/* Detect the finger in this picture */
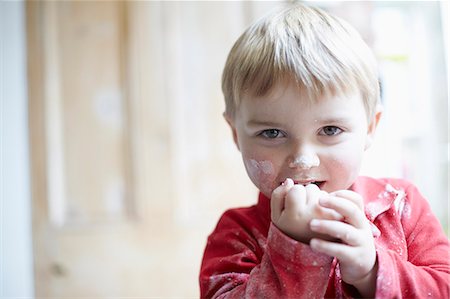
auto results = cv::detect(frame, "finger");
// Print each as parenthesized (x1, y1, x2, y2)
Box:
(271, 178, 294, 220)
(310, 219, 361, 246)
(319, 196, 366, 229)
(317, 190, 343, 221)
(304, 185, 342, 219)
(284, 184, 306, 213)
(317, 206, 344, 221)
(282, 177, 295, 188)
(310, 237, 355, 263)
(330, 190, 364, 211)
(304, 183, 321, 205)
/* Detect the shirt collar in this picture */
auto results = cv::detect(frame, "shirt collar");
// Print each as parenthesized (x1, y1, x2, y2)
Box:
(351, 176, 406, 222)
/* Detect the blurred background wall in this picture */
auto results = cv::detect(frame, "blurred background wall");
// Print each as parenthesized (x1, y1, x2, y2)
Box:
(1, 0, 448, 298)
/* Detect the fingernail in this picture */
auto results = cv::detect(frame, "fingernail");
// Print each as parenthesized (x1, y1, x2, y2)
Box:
(310, 239, 319, 250)
(283, 178, 293, 186)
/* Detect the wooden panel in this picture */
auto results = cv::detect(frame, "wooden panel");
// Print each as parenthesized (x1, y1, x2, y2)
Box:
(125, 1, 173, 221)
(42, 1, 132, 226)
(27, 0, 52, 293)
(159, 1, 259, 228)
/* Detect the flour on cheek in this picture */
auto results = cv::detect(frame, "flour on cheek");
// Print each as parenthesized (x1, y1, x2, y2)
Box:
(244, 159, 277, 196)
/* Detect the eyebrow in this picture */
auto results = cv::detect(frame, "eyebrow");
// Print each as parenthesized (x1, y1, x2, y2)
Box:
(315, 117, 353, 126)
(246, 120, 283, 127)
(247, 116, 351, 127)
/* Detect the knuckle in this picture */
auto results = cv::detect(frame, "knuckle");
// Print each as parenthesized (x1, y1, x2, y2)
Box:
(354, 194, 364, 206)
(288, 184, 305, 197)
(345, 232, 357, 244)
(271, 184, 284, 198)
(349, 204, 358, 215)
(305, 183, 320, 193)
(346, 202, 360, 216)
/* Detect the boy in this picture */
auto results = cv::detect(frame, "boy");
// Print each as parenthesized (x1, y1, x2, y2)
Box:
(199, 3, 450, 299)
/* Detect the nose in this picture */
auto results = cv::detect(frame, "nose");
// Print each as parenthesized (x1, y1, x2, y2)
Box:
(288, 146, 320, 169)
(289, 155, 320, 169)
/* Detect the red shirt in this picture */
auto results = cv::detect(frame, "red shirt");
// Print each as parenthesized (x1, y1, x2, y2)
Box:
(199, 177, 450, 298)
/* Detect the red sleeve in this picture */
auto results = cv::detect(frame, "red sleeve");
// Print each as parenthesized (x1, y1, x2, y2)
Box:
(374, 183, 450, 298)
(199, 209, 333, 298)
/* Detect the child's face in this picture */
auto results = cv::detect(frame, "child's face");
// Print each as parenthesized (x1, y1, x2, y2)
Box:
(227, 80, 379, 198)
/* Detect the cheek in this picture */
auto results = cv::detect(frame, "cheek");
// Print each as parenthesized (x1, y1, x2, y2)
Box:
(327, 148, 365, 188)
(331, 156, 361, 175)
(243, 158, 278, 196)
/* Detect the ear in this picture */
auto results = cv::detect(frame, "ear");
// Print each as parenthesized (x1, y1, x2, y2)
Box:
(365, 105, 383, 150)
(223, 112, 240, 151)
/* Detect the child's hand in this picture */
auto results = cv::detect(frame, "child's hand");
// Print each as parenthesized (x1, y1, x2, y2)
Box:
(270, 178, 343, 244)
(309, 190, 377, 297)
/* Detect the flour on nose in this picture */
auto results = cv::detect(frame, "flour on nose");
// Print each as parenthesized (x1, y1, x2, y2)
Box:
(289, 155, 319, 169)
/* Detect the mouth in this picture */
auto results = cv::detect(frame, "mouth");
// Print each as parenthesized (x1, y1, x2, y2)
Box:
(298, 181, 324, 188)
(281, 180, 325, 189)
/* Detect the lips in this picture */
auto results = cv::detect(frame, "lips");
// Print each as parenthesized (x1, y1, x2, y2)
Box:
(294, 180, 324, 188)
(280, 179, 325, 188)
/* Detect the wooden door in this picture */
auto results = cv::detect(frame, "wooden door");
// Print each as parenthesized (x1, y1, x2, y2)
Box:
(27, 1, 281, 297)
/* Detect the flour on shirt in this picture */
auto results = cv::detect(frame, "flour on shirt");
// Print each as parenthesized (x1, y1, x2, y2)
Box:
(251, 227, 268, 251)
(387, 184, 409, 219)
(208, 273, 248, 295)
(367, 183, 409, 220)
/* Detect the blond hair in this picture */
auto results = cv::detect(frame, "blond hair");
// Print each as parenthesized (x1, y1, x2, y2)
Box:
(222, 3, 380, 119)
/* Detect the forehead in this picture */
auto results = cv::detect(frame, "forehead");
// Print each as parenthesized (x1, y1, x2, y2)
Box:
(237, 80, 367, 123)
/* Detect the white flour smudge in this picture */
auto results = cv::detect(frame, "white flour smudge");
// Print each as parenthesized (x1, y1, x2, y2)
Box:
(387, 184, 408, 219)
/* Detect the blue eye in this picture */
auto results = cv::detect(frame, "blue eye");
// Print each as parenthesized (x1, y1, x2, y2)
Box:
(320, 126, 343, 136)
(260, 129, 283, 139)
